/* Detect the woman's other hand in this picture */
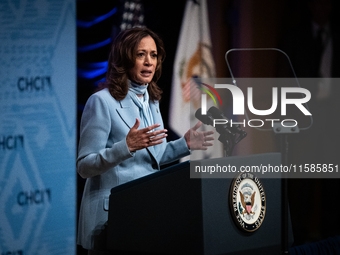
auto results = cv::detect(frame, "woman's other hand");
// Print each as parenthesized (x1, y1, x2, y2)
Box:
(184, 121, 214, 150)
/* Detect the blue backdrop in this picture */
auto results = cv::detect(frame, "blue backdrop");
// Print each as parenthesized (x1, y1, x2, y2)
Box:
(0, 0, 76, 254)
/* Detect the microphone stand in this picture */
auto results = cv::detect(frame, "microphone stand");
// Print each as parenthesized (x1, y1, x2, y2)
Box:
(217, 124, 247, 157)
(194, 107, 247, 157)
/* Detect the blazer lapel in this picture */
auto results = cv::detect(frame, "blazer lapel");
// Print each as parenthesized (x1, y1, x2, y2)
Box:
(150, 101, 162, 128)
(149, 101, 165, 159)
(116, 95, 159, 162)
(116, 95, 139, 129)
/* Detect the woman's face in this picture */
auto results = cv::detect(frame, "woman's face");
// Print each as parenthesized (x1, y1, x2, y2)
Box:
(129, 35, 158, 85)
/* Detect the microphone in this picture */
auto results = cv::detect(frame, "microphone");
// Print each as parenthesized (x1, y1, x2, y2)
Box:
(195, 108, 215, 126)
(196, 106, 247, 144)
(195, 107, 247, 156)
(195, 107, 232, 135)
(195, 106, 247, 156)
(209, 106, 247, 144)
(207, 106, 228, 119)
(208, 106, 243, 133)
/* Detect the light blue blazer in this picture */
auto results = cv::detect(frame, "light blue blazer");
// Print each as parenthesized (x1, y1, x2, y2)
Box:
(77, 88, 190, 250)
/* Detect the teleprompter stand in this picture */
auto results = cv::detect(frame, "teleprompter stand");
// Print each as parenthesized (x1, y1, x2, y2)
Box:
(273, 122, 299, 255)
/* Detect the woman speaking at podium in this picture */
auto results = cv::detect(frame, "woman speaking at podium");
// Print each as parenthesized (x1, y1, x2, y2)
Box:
(76, 27, 214, 254)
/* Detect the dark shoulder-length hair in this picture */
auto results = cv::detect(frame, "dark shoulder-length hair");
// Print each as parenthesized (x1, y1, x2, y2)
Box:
(105, 27, 165, 101)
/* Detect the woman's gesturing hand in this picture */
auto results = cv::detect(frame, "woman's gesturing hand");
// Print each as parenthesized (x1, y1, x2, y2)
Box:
(184, 121, 214, 150)
(126, 118, 168, 152)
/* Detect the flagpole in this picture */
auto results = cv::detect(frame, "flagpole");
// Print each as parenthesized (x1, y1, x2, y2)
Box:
(199, 0, 203, 76)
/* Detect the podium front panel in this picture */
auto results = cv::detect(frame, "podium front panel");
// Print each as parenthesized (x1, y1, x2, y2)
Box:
(107, 154, 293, 254)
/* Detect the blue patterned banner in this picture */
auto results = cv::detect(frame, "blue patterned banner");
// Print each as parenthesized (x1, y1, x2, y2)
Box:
(0, 1, 76, 254)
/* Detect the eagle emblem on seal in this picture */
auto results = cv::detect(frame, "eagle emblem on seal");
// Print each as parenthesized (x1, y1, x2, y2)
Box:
(239, 190, 256, 215)
(238, 183, 258, 220)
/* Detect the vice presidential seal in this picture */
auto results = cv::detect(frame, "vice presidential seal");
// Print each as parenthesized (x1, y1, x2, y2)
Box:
(229, 172, 266, 232)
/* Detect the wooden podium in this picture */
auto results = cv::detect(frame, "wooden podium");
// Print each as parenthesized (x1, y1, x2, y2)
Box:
(107, 153, 293, 254)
